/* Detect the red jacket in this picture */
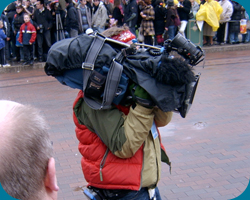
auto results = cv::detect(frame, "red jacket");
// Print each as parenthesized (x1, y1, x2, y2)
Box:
(73, 91, 144, 190)
(18, 21, 36, 45)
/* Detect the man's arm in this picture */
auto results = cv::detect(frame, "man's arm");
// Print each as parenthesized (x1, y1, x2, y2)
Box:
(126, 1, 138, 22)
(2, 15, 11, 38)
(225, 3, 233, 20)
(153, 107, 172, 127)
(100, 5, 108, 27)
(29, 24, 37, 44)
(75, 100, 154, 159)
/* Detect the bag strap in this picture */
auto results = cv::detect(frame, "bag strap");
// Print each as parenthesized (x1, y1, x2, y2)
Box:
(82, 34, 105, 92)
(82, 33, 123, 110)
(84, 60, 123, 110)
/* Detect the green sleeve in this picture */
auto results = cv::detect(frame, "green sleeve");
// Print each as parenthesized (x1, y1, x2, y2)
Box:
(75, 99, 127, 154)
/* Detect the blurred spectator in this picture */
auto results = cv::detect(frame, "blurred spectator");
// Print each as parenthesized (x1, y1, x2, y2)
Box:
(176, 0, 191, 38)
(65, 0, 79, 37)
(72, 0, 79, 7)
(138, 0, 155, 45)
(86, 0, 93, 10)
(228, 1, 243, 44)
(0, 20, 7, 67)
(4, 1, 22, 61)
(18, 13, 36, 65)
(189, 0, 199, 16)
(242, 10, 250, 43)
(4, 1, 22, 22)
(165, 0, 178, 40)
(154, 0, 166, 45)
(24, 0, 35, 16)
(92, 0, 108, 33)
(77, 0, 92, 34)
(196, 0, 222, 46)
(33, 0, 53, 62)
(0, 13, 11, 66)
(12, 3, 25, 62)
(123, 0, 138, 36)
(104, 0, 114, 29)
(46, 1, 52, 11)
(217, 0, 233, 45)
(30, 0, 38, 7)
(112, 0, 124, 26)
(104, 0, 113, 17)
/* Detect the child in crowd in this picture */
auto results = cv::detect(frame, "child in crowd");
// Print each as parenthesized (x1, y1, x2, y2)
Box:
(0, 20, 7, 67)
(18, 13, 36, 65)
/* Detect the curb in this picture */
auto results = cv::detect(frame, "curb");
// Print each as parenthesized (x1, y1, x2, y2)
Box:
(0, 62, 45, 74)
(202, 42, 250, 53)
(1, 43, 250, 74)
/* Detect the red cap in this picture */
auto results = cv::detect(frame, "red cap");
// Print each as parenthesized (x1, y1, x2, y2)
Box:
(111, 30, 136, 43)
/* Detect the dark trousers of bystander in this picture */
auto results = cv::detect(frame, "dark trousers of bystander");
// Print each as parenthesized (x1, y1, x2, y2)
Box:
(36, 30, 51, 60)
(144, 35, 153, 45)
(23, 44, 33, 62)
(0, 48, 5, 65)
(4, 40, 10, 62)
(217, 23, 227, 44)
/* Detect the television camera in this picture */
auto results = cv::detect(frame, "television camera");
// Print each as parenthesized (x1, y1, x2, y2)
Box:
(45, 32, 205, 118)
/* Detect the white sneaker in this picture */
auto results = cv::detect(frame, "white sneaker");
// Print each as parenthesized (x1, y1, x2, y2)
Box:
(0, 64, 2, 67)
(3, 64, 11, 68)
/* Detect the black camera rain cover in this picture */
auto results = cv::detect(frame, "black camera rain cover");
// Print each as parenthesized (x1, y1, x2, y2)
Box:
(45, 34, 195, 113)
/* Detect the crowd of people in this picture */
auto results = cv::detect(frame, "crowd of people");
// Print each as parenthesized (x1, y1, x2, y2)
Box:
(0, 0, 249, 67)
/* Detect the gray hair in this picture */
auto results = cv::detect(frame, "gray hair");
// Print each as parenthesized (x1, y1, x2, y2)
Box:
(0, 104, 53, 200)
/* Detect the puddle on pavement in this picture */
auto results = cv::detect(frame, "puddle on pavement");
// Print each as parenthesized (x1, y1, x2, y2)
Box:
(193, 122, 207, 129)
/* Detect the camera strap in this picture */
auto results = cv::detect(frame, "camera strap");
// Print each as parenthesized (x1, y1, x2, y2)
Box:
(82, 33, 123, 110)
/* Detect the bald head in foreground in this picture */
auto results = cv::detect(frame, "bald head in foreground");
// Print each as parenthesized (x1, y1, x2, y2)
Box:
(0, 100, 59, 200)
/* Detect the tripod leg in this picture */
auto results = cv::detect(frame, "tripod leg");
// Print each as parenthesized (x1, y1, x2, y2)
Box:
(56, 14, 59, 41)
(58, 15, 65, 40)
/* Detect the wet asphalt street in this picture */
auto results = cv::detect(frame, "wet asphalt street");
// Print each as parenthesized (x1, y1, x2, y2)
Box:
(0, 49, 250, 200)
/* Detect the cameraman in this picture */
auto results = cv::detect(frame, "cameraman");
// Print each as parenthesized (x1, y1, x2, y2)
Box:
(73, 89, 172, 199)
(65, 0, 79, 37)
(72, 28, 173, 199)
(33, 0, 53, 62)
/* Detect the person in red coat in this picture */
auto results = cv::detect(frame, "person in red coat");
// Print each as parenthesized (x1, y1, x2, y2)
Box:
(18, 13, 36, 65)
